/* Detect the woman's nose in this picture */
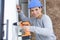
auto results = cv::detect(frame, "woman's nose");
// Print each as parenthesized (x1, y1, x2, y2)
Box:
(33, 11, 37, 15)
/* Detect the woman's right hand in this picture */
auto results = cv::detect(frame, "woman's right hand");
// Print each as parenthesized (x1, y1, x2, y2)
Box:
(16, 5, 21, 13)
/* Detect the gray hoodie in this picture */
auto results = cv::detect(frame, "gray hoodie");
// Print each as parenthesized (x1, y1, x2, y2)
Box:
(19, 12, 56, 40)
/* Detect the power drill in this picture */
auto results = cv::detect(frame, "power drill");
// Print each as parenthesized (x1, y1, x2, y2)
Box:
(19, 21, 31, 40)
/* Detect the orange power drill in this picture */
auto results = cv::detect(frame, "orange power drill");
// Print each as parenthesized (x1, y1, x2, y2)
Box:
(19, 21, 31, 37)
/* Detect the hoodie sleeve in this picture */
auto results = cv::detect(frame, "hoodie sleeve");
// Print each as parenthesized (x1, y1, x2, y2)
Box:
(19, 11, 28, 21)
(29, 15, 54, 36)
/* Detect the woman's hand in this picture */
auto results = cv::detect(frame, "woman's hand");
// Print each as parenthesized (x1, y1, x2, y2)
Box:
(16, 5, 21, 13)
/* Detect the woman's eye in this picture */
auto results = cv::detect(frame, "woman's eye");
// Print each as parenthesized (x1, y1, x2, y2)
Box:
(31, 10, 34, 12)
(35, 9, 38, 11)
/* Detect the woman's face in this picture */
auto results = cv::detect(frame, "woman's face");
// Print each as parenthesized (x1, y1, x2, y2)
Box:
(30, 7, 42, 18)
